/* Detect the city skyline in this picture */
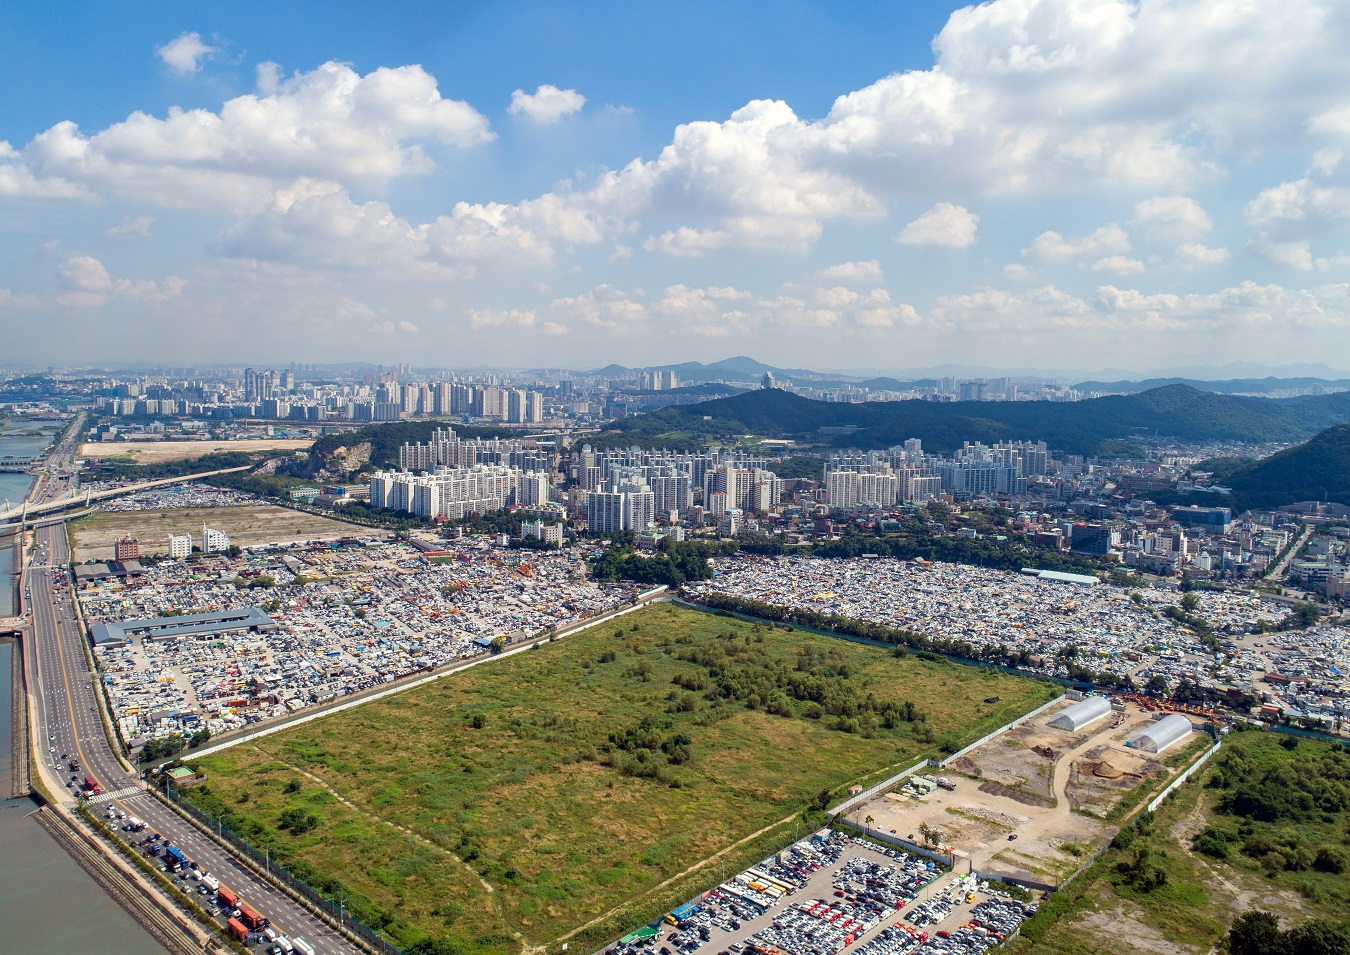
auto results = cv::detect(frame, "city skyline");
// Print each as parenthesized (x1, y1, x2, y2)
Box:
(4, 0, 1350, 372)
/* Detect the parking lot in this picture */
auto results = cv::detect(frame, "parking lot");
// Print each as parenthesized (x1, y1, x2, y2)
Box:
(84, 534, 641, 747)
(608, 832, 1035, 955)
(686, 555, 1287, 694)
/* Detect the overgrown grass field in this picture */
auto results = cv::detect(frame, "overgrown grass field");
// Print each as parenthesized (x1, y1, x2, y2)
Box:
(183, 602, 1054, 954)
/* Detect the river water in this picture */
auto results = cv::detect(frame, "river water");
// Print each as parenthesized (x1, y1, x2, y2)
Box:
(1, 421, 61, 616)
(0, 419, 57, 506)
(1, 495, 168, 952)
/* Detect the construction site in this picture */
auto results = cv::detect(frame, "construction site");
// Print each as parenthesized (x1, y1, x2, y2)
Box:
(843, 695, 1208, 890)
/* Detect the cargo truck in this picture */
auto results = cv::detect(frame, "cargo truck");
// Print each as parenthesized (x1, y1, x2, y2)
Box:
(83, 775, 100, 794)
(227, 918, 250, 942)
(165, 845, 187, 870)
(238, 901, 269, 930)
(127, 816, 146, 831)
(292, 938, 316, 955)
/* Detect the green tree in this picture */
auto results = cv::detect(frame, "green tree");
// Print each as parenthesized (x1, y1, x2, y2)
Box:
(1144, 674, 1170, 697)
(1226, 910, 1284, 955)
(1314, 846, 1347, 874)
(1286, 920, 1350, 955)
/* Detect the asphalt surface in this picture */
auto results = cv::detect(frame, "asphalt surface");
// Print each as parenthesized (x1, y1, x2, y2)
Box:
(23, 519, 361, 955)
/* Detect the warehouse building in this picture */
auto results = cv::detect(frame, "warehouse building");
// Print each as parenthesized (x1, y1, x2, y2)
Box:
(1127, 713, 1194, 753)
(1048, 695, 1112, 731)
(90, 607, 277, 646)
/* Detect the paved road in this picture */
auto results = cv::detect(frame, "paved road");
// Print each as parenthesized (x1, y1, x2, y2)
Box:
(1266, 522, 1315, 582)
(22, 524, 361, 955)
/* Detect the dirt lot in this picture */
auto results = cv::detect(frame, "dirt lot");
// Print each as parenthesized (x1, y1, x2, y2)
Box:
(78, 438, 312, 464)
(71, 504, 354, 560)
(846, 699, 1194, 888)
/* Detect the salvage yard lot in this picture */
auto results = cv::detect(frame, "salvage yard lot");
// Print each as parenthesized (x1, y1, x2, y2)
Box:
(182, 602, 1055, 955)
(70, 504, 354, 560)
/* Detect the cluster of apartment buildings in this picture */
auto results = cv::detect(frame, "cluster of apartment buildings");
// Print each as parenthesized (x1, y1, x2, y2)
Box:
(570, 445, 785, 535)
(369, 465, 553, 521)
(92, 367, 568, 424)
(820, 440, 1048, 507)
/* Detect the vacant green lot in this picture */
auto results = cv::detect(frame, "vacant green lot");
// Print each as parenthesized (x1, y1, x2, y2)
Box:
(184, 602, 1054, 954)
(1010, 729, 1350, 955)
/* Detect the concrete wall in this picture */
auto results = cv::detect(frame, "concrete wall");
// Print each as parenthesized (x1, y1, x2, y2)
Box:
(938, 694, 1067, 768)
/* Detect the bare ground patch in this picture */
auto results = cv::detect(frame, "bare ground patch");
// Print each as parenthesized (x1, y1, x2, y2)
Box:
(71, 504, 354, 560)
(79, 438, 311, 464)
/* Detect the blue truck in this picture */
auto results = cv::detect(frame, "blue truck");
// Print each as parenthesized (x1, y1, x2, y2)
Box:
(666, 903, 699, 926)
(165, 845, 188, 870)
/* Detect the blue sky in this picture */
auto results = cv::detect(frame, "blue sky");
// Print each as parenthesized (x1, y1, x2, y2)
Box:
(3, 0, 1350, 374)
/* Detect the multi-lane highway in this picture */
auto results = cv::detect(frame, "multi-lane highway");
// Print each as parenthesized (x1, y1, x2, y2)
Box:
(23, 522, 361, 955)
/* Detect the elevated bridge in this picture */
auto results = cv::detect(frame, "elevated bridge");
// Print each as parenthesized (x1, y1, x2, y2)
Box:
(0, 465, 251, 524)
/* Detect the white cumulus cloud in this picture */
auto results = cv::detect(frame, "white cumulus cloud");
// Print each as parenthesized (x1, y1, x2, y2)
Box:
(551, 285, 648, 332)
(216, 179, 611, 277)
(54, 255, 185, 308)
(1129, 196, 1213, 243)
(896, 202, 979, 248)
(1091, 255, 1146, 275)
(508, 85, 587, 124)
(818, 260, 885, 284)
(1246, 161, 1350, 268)
(645, 216, 822, 257)
(157, 32, 218, 75)
(2, 61, 493, 206)
(1175, 242, 1231, 268)
(1023, 224, 1131, 263)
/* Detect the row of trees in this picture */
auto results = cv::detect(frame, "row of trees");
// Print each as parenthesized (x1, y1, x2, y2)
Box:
(691, 591, 1127, 687)
(137, 728, 211, 763)
(1226, 910, 1350, 955)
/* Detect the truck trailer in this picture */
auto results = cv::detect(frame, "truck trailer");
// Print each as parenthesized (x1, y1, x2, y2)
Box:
(238, 901, 269, 931)
(217, 885, 239, 910)
(227, 918, 250, 942)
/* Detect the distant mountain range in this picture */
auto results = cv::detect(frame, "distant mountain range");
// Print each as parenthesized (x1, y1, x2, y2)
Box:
(593, 356, 830, 385)
(591, 356, 1350, 396)
(595, 384, 1350, 456)
(1071, 376, 1350, 396)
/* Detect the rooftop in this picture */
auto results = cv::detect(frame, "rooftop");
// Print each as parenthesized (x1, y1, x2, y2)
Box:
(90, 607, 276, 646)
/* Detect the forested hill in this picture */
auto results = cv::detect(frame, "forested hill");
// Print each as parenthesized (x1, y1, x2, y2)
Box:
(593, 385, 1350, 455)
(305, 420, 511, 473)
(1223, 424, 1350, 510)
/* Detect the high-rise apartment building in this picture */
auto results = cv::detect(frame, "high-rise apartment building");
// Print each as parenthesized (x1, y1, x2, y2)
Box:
(168, 533, 192, 559)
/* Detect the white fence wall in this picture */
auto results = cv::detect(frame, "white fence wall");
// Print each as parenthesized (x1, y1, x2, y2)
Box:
(828, 758, 935, 818)
(939, 694, 1068, 768)
(1147, 740, 1222, 814)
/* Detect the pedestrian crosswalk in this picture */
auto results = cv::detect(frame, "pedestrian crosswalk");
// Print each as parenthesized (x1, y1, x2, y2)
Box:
(88, 785, 143, 804)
